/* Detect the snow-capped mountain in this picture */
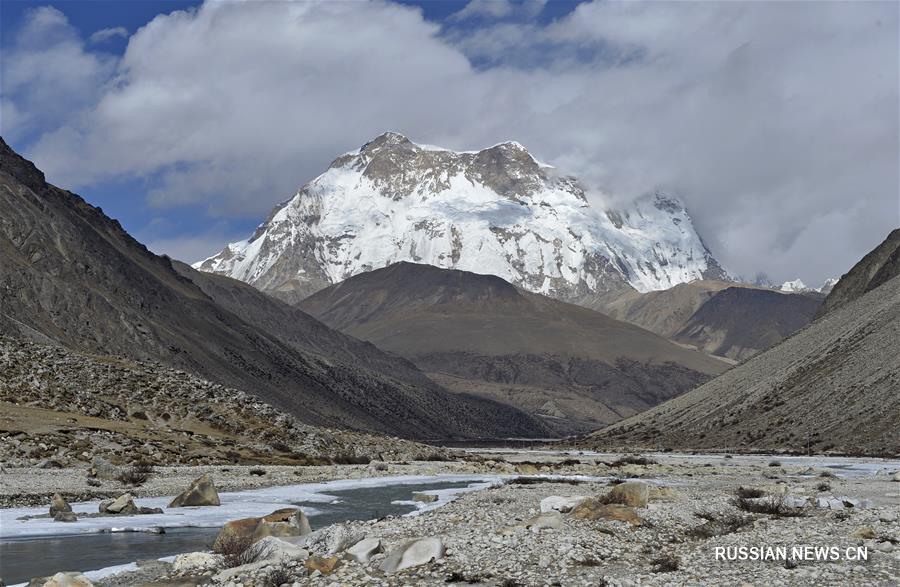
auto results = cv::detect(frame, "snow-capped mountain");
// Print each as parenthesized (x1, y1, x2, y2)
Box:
(195, 132, 728, 303)
(780, 278, 837, 294)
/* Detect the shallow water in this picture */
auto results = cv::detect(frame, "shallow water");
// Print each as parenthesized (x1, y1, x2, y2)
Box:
(0, 480, 473, 584)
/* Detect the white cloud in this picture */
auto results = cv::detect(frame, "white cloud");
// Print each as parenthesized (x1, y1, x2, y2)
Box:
(7, 0, 899, 283)
(89, 26, 129, 44)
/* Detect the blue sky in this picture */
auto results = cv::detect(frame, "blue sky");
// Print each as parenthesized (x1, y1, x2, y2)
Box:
(1, 0, 897, 284)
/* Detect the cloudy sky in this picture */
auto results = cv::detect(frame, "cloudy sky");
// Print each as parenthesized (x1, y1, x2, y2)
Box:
(1, 0, 897, 286)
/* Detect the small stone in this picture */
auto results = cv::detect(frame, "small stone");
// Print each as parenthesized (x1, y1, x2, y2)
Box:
(411, 492, 439, 503)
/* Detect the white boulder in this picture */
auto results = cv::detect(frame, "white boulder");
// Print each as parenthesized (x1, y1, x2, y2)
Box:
(379, 537, 445, 573)
(540, 495, 589, 513)
(346, 537, 383, 563)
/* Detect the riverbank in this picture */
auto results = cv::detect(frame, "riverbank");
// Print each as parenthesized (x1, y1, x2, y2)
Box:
(4, 452, 900, 586)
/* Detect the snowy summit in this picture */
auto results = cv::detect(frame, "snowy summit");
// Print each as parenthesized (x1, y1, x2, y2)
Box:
(195, 132, 727, 303)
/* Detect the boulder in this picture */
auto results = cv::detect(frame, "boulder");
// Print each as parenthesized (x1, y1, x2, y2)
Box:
(214, 508, 311, 549)
(605, 481, 649, 508)
(105, 493, 137, 515)
(524, 511, 564, 533)
(570, 500, 644, 525)
(540, 495, 589, 513)
(49, 493, 72, 516)
(89, 457, 119, 481)
(138, 506, 164, 515)
(411, 492, 439, 503)
(346, 538, 383, 563)
(305, 555, 341, 575)
(323, 525, 365, 555)
(53, 512, 77, 522)
(255, 536, 309, 561)
(38, 572, 93, 587)
(893, 471, 900, 482)
(172, 552, 223, 571)
(379, 537, 445, 573)
(168, 474, 220, 508)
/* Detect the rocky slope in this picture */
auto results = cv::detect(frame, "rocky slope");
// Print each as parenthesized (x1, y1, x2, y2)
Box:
(581, 280, 821, 362)
(196, 132, 726, 304)
(586, 250, 900, 455)
(817, 228, 900, 318)
(671, 287, 822, 361)
(300, 262, 728, 435)
(0, 138, 545, 440)
(0, 338, 427, 467)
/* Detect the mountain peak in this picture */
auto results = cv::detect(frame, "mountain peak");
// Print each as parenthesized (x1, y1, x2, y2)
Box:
(198, 136, 727, 302)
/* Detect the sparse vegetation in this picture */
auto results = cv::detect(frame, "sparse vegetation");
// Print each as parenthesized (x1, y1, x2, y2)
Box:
(608, 454, 657, 467)
(249, 468, 267, 476)
(733, 495, 805, 517)
(117, 462, 154, 486)
(816, 482, 831, 492)
(559, 458, 581, 466)
(687, 511, 754, 539)
(768, 460, 782, 467)
(650, 554, 680, 573)
(263, 564, 295, 587)
(735, 486, 765, 499)
(213, 534, 272, 568)
(445, 571, 489, 583)
(416, 452, 453, 462)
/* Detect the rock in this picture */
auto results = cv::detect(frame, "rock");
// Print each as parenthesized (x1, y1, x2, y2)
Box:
(214, 507, 311, 548)
(255, 536, 310, 561)
(892, 471, 900, 482)
(98, 499, 113, 513)
(39, 572, 93, 587)
(323, 526, 365, 555)
(524, 511, 565, 533)
(138, 506, 164, 515)
(168, 474, 220, 507)
(852, 526, 877, 540)
(346, 538, 383, 563)
(172, 552, 223, 571)
(39, 459, 64, 469)
(411, 492, 439, 503)
(305, 555, 341, 575)
(515, 464, 540, 475)
(53, 512, 77, 522)
(605, 481, 649, 508)
(379, 537, 445, 573)
(570, 500, 644, 525)
(89, 457, 118, 480)
(49, 493, 72, 516)
(879, 512, 898, 523)
(816, 497, 845, 510)
(105, 493, 137, 515)
(540, 495, 590, 513)
(648, 486, 682, 502)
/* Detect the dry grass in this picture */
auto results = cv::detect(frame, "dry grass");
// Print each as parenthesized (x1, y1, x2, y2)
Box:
(504, 476, 584, 486)
(687, 511, 754, 539)
(735, 486, 765, 499)
(608, 454, 657, 467)
(650, 554, 680, 573)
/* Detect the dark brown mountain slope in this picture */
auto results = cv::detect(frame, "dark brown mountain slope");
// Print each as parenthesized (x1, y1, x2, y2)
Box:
(672, 287, 822, 361)
(587, 239, 900, 456)
(300, 262, 729, 435)
(578, 280, 821, 362)
(817, 228, 900, 318)
(0, 138, 546, 440)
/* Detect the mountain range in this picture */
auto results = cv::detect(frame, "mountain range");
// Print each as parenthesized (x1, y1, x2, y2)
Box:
(0, 137, 546, 440)
(195, 132, 727, 305)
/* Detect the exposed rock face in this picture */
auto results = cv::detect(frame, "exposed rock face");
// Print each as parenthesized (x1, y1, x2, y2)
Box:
(196, 132, 726, 304)
(817, 228, 900, 317)
(589, 237, 900, 455)
(300, 262, 727, 434)
(168, 474, 220, 508)
(0, 139, 545, 441)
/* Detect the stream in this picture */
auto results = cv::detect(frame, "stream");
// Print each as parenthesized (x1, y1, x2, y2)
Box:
(0, 477, 488, 584)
